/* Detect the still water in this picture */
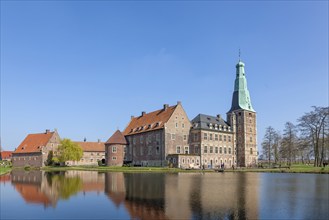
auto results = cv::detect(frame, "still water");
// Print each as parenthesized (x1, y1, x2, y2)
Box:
(1, 170, 328, 219)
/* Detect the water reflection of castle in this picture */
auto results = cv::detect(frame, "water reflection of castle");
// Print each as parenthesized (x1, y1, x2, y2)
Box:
(8, 171, 259, 219)
(104, 172, 260, 219)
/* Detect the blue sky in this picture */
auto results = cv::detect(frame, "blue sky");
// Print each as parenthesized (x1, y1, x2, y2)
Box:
(1, 1, 328, 153)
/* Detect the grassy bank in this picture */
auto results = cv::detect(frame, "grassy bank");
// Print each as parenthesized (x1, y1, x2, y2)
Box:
(41, 166, 211, 173)
(40, 164, 329, 174)
(227, 164, 329, 174)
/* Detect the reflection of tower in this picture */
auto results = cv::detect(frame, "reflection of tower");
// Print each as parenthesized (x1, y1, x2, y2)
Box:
(234, 173, 259, 219)
(104, 172, 126, 207)
(188, 174, 203, 219)
(123, 173, 168, 220)
(227, 60, 257, 167)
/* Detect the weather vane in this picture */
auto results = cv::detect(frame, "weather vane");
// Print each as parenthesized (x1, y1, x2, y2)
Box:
(239, 48, 241, 61)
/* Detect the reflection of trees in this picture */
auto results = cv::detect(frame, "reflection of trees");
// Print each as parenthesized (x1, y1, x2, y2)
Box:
(45, 172, 83, 200)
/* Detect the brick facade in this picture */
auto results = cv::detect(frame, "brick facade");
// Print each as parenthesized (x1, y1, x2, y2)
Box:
(12, 130, 61, 167)
(227, 110, 257, 167)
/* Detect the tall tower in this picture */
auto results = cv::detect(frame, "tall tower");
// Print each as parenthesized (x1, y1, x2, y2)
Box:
(227, 60, 257, 167)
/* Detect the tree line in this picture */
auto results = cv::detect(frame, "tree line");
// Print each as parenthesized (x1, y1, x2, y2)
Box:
(260, 106, 328, 167)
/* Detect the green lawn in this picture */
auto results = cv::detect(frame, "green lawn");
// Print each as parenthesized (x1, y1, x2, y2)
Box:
(41, 166, 209, 173)
(228, 164, 329, 174)
(6, 163, 329, 174)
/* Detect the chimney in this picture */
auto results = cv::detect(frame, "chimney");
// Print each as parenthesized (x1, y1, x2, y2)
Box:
(84, 137, 86, 142)
(45, 129, 50, 134)
(217, 114, 221, 119)
(163, 104, 169, 111)
(98, 139, 101, 143)
(141, 111, 146, 116)
(131, 115, 134, 120)
(177, 101, 181, 105)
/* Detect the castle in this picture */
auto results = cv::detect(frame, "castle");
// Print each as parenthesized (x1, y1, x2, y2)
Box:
(105, 59, 257, 168)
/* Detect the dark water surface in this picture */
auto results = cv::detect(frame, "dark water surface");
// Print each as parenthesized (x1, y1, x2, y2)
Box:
(0, 170, 328, 219)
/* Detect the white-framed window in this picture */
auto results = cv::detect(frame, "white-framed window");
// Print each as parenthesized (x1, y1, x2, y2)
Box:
(184, 146, 189, 154)
(204, 146, 208, 153)
(250, 148, 253, 154)
(215, 134, 218, 141)
(210, 146, 213, 153)
(182, 123, 185, 128)
(220, 147, 222, 154)
(171, 134, 176, 140)
(229, 147, 232, 154)
(176, 146, 181, 154)
(224, 135, 227, 142)
(182, 158, 185, 164)
(219, 135, 222, 141)
(209, 133, 213, 140)
(175, 123, 178, 128)
(224, 147, 227, 154)
(184, 135, 187, 141)
(112, 156, 117, 160)
(204, 133, 208, 140)
(112, 146, 117, 153)
(228, 136, 231, 142)
(250, 137, 253, 142)
(215, 147, 218, 153)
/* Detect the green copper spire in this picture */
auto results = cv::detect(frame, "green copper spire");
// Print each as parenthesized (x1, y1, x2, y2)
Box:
(229, 60, 255, 112)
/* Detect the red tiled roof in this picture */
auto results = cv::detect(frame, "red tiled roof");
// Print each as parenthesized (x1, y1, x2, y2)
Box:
(74, 142, 105, 152)
(14, 132, 54, 154)
(106, 130, 127, 145)
(123, 105, 177, 136)
(0, 151, 13, 159)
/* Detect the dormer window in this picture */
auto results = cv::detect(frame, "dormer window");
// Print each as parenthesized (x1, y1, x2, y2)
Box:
(148, 124, 152, 129)
(209, 123, 213, 129)
(215, 124, 218, 130)
(130, 129, 133, 133)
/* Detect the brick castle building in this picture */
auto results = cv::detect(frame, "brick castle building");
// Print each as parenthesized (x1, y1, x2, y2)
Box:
(106, 60, 257, 168)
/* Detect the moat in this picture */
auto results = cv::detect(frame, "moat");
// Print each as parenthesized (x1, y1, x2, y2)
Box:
(1, 171, 328, 219)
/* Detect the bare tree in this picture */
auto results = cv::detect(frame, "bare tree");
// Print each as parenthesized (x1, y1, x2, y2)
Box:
(262, 126, 278, 166)
(281, 122, 298, 165)
(298, 106, 329, 167)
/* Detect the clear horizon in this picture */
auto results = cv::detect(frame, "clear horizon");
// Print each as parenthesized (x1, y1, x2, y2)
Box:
(1, 1, 328, 152)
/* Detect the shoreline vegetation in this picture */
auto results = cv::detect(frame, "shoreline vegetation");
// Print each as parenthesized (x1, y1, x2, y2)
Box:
(1, 164, 328, 175)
